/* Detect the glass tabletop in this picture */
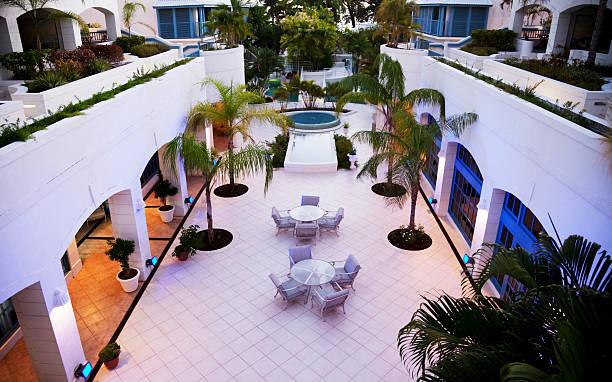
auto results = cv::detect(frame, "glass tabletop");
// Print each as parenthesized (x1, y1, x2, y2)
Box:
(290, 259, 335, 286)
(289, 205, 325, 221)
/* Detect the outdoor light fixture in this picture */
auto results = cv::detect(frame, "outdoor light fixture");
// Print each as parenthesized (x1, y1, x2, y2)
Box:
(146, 256, 158, 267)
(463, 254, 471, 264)
(184, 195, 194, 204)
(74, 362, 92, 379)
(53, 289, 70, 307)
(428, 197, 438, 205)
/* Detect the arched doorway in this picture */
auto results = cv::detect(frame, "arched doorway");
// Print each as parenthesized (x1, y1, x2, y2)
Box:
(420, 112, 441, 189)
(16, 8, 61, 50)
(448, 143, 482, 244)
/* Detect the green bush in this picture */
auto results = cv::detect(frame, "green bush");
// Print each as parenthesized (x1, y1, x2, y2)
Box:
(130, 44, 170, 58)
(460, 29, 516, 55)
(113, 36, 145, 53)
(266, 134, 289, 168)
(334, 134, 355, 170)
(460, 44, 498, 56)
(98, 343, 120, 362)
(503, 57, 604, 91)
(89, 58, 112, 74)
(84, 44, 124, 63)
(0, 49, 52, 79)
(25, 71, 68, 93)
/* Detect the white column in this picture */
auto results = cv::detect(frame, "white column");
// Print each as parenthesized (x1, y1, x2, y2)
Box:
(433, 139, 457, 217)
(508, 7, 524, 34)
(104, 11, 120, 41)
(469, 181, 505, 268)
(0, 17, 23, 54)
(12, 265, 85, 382)
(108, 180, 151, 280)
(158, 145, 189, 217)
(546, 12, 569, 55)
(64, 238, 82, 281)
(57, 19, 82, 50)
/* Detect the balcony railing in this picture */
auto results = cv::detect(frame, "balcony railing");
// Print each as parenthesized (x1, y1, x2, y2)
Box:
(81, 30, 108, 45)
(521, 27, 549, 41)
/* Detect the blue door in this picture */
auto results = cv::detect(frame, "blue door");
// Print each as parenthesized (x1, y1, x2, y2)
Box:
(492, 192, 545, 299)
(448, 144, 482, 244)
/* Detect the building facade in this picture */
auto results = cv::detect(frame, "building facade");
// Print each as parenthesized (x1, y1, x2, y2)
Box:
(415, 0, 492, 37)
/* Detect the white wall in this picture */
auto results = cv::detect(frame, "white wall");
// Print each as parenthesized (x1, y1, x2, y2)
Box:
(380, 45, 428, 93)
(81, 0, 158, 37)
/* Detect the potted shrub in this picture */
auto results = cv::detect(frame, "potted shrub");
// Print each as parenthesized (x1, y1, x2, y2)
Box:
(105, 238, 139, 292)
(98, 343, 120, 369)
(347, 149, 358, 169)
(172, 224, 200, 261)
(153, 177, 178, 223)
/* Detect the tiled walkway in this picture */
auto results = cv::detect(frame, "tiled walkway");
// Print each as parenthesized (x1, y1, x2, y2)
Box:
(95, 104, 466, 382)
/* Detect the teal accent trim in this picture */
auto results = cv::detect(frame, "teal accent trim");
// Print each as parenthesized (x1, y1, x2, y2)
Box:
(428, 50, 443, 57)
(172, 8, 178, 38)
(447, 36, 472, 47)
(466, 7, 472, 37)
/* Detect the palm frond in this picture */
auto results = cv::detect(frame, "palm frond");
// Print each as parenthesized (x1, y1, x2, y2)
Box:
(218, 144, 273, 193)
(443, 112, 478, 137)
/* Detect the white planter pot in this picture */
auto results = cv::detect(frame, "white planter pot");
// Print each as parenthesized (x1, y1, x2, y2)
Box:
(158, 205, 175, 223)
(347, 154, 357, 169)
(116, 268, 140, 293)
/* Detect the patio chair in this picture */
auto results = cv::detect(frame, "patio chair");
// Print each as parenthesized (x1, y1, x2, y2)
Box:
(269, 273, 308, 308)
(318, 207, 344, 236)
(330, 254, 361, 291)
(271, 207, 297, 235)
(289, 245, 312, 269)
(301, 195, 320, 206)
(311, 282, 349, 321)
(295, 222, 318, 244)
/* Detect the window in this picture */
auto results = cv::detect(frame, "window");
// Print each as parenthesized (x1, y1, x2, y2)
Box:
(0, 299, 19, 346)
(499, 225, 514, 248)
(523, 207, 544, 238)
(423, 140, 440, 187)
(449, 170, 480, 242)
(432, 6, 440, 20)
(505, 194, 521, 218)
(456, 145, 483, 181)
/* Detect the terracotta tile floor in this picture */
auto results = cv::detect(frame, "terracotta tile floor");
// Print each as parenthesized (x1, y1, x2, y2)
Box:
(0, 176, 205, 381)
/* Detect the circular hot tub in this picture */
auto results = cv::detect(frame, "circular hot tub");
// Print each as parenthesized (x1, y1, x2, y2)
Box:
(287, 111, 341, 132)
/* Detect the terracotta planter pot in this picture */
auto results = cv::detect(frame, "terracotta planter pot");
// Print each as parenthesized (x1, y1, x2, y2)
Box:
(177, 251, 189, 261)
(104, 356, 119, 369)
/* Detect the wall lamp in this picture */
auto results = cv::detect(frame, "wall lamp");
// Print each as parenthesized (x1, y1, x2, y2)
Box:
(428, 197, 438, 205)
(74, 362, 92, 379)
(184, 195, 194, 204)
(146, 256, 158, 267)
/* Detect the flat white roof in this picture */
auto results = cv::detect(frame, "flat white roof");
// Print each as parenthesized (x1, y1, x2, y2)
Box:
(153, 0, 254, 7)
(415, 0, 492, 6)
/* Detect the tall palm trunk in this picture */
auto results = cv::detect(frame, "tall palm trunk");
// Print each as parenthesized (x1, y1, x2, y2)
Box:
(205, 183, 214, 242)
(227, 136, 235, 186)
(408, 183, 419, 230)
(587, 0, 607, 66)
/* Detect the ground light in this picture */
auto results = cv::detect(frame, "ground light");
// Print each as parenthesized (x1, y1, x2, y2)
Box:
(146, 256, 158, 266)
(428, 197, 438, 204)
(74, 362, 92, 379)
(184, 195, 194, 204)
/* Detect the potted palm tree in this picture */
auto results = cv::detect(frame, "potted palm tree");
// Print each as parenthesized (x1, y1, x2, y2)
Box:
(98, 343, 121, 369)
(185, 79, 289, 198)
(172, 224, 200, 261)
(164, 134, 273, 249)
(152, 177, 178, 223)
(352, 88, 477, 249)
(105, 238, 139, 292)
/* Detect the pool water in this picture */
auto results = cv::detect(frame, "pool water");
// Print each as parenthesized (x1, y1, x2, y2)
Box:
(289, 111, 340, 130)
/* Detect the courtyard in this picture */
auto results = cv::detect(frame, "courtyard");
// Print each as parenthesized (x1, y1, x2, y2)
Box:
(89, 104, 467, 382)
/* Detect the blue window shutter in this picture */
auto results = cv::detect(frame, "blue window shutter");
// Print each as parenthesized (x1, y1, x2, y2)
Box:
(175, 8, 191, 38)
(469, 7, 488, 34)
(158, 9, 174, 39)
(452, 7, 469, 37)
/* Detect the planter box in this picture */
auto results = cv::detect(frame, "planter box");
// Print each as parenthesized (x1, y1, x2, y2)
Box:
(481, 59, 612, 119)
(200, 45, 245, 87)
(0, 100, 25, 124)
(445, 48, 496, 71)
(380, 45, 428, 92)
(9, 49, 179, 118)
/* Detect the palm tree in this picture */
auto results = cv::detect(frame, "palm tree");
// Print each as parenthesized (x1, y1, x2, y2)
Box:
(398, 232, 612, 381)
(373, 0, 421, 48)
(336, 54, 422, 194)
(122, 1, 146, 36)
(353, 91, 477, 229)
(185, 79, 289, 196)
(206, 0, 252, 48)
(163, 134, 273, 243)
(245, 46, 284, 96)
(0, 0, 85, 50)
(587, 0, 607, 66)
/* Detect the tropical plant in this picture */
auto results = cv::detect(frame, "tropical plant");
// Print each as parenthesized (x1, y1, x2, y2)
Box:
(0, 0, 88, 50)
(247, 5, 283, 53)
(325, 81, 350, 109)
(280, 8, 338, 71)
(129, 43, 169, 58)
(98, 343, 120, 362)
(172, 224, 200, 257)
(25, 70, 68, 92)
(105, 238, 135, 275)
(266, 134, 289, 168)
(273, 82, 295, 112)
(289, 76, 324, 109)
(122, 1, 146, 36)
(0, 49, 51, 79)
(353, 92, 477, 229)
(373, 0, 421, 48)
(336, 54, 411, 189)
(185, 79, 288, 191)
(245, 46, 284, 96)
(152, 178, 178, 207)
(113, 35, 146, 53)
(333, 134, 355, 169)
(206, 0, 252, 48)
(398, 232, 612, 381)
(163, 134, 273, 242)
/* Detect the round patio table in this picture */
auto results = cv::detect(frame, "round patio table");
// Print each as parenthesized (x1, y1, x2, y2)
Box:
(289, 205, 325, 222)
(290, 259, 335, 305)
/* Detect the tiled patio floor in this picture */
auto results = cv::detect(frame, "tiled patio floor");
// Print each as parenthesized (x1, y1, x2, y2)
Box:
(95, 104, 466, 382)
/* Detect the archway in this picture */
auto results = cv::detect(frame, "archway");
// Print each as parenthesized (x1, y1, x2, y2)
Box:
(419, 112, 441, 189)
(16, 8, 62, 50)
(79, 6, 120, 44)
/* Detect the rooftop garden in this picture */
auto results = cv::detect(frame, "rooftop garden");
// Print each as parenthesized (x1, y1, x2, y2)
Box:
(460, 29, 517, 56)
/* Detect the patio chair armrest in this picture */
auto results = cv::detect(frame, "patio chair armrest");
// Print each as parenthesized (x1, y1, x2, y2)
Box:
(327, 259, 346, 266)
